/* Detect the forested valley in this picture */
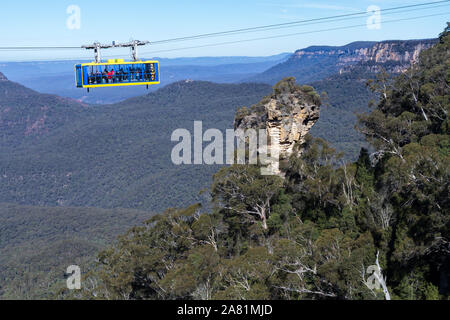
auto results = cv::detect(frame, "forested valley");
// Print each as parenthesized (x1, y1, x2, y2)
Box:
(60, 27, 449, 300)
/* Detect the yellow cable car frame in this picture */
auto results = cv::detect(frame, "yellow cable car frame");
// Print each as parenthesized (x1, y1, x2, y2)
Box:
(75, 58, 160, 89)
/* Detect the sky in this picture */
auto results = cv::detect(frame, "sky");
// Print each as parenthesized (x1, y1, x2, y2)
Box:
(0, 0, 448, 61)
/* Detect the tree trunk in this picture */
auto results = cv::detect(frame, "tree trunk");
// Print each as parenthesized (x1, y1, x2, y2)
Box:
(260, 208, 268, 230)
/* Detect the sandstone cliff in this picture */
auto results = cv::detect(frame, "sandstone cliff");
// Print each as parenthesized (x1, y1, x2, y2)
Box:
(250, 38, 438, 85)
(294, 39, 437, 74)
(234, 77, 320, 175)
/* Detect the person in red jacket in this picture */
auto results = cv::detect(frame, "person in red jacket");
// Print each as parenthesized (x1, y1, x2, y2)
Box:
(107, 69, 115, 83)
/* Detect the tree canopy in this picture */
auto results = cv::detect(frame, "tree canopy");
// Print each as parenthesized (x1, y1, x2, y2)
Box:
(63, 27, 449, 300)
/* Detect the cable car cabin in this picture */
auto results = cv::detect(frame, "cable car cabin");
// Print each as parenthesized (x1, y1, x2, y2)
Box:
(75, 59, 160, 89)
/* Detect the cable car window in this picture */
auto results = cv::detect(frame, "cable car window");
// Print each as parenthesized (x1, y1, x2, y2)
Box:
(76, 61, 158, 89)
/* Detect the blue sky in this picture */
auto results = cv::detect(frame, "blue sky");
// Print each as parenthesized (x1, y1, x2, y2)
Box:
(0, 0, 448, 61)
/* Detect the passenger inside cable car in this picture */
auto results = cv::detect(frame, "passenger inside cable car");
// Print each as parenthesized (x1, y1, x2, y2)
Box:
(78, 61, 159, 87)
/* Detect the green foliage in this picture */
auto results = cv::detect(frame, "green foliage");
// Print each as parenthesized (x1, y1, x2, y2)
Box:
(70, 28, 449, 301)
(235, 77, 322, 128)
(211, 165, 284, 233)
(356, 27, 450, 299)
(273, 78, 321, 106)
(309, 70, 376, 161)
(0, 203, 155, 299)
(2, 32, 449, 300)
(0, 81, 272, 212)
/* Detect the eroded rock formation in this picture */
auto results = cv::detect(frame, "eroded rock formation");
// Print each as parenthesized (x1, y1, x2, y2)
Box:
(234, 77, 320, 175)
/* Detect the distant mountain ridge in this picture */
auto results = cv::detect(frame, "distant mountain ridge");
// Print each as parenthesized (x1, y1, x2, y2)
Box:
(0, 80, 272, 211)
(297, 41, 377, 52)
(0, 37, 441, 212)
(0, 54, 290, 104)
(0, 72, 89, 148)
(247, 38, 437, 84)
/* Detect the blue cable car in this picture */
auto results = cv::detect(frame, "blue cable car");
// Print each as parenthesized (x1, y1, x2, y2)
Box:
(75, 59, 160, 89)
(75, 40, 160, 91)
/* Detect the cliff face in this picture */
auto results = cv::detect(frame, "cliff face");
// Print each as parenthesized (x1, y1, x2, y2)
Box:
(294, 39, 437, 73)
(293, 42, 376, 66)
(295, 39, 436, 61)
(0, 72, 7, 81)
(234, 78, 320, 175)
(248, 38, 437, 85)
(361, 41, 431, 64)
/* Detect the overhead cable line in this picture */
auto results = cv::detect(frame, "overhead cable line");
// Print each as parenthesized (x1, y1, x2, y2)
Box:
(149, 0, 450, 45)
(0, 0, 448, 51)
(139, 12, 450, 55)
(8, 11, 446, 61)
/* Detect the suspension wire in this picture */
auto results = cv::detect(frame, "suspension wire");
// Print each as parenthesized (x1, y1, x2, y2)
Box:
(154, 3, 450, 41)
(139, 12, 450, 55)
(0, 0, 448, 51)
(0, 46, 80, 50)
(68, 9, 450, 59)
(4, 11, 446, 62)
(149, 1, 450, 45)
